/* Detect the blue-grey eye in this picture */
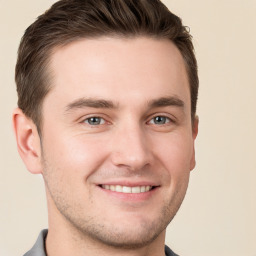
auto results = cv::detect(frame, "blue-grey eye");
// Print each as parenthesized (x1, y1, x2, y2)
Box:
(85, 117, 105, 125)
(149, 116, 170, 125)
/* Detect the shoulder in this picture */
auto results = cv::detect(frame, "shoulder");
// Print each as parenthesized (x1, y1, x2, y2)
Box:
(165, 245, 179, 256)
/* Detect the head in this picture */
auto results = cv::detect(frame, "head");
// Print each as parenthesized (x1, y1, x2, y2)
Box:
(14, 0, 199, 251)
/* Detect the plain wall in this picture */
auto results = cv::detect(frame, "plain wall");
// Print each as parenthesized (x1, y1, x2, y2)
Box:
(0, 0, 255, 255)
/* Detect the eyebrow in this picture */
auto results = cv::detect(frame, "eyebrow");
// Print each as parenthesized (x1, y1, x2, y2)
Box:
(65, 97, 117, 112)
(148, 96, 184, 109)
(65, 95, 184, 113)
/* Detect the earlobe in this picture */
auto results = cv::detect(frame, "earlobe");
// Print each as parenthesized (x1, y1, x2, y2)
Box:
(13, 108, 43, 174)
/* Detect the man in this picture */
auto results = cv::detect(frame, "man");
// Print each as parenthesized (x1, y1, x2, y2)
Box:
(13, 0, 199, 255)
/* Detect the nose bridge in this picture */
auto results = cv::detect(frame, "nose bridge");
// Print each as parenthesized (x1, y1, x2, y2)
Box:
(111, 120, 152, 170)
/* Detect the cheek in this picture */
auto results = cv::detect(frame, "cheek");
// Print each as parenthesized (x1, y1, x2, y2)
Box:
(42, 131, 110, 179)
(154, 131, 194, 178)
(41, 134, 110, 208)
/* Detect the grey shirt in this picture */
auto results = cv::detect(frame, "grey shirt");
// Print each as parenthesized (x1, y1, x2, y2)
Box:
(23, 230, 48, 256)
(23, 230, 178, 256)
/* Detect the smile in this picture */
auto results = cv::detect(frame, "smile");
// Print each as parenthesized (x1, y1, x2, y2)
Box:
(100, 185, 154, 193)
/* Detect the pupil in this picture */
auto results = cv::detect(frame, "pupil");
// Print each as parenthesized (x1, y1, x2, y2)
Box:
(155, 116, 165, 124)
(89, 117, 100, 125)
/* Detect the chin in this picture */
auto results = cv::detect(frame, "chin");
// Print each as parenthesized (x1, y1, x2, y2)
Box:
(68, 207, 172, 250)
(83, 222, 165, 249)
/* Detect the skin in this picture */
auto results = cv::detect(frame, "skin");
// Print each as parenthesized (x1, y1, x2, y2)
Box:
(13, 37, 198, 256)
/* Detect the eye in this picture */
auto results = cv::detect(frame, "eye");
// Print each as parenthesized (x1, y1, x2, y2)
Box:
(84, 117, 106, 125)
(148, 116, 171, 125)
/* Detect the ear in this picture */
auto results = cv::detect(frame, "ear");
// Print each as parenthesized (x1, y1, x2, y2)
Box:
(13, 108, 43, 174)
(190, 115, 199, 171)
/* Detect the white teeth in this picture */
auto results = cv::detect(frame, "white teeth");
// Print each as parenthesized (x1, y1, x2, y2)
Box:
(122, 186, 132, 193)
(115, 185, 122, 192)
(132, 186, 140, 193)
(101, 185, 152, 193)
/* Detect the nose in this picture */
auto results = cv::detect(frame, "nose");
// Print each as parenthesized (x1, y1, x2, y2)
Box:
(110, 124, 153, 171)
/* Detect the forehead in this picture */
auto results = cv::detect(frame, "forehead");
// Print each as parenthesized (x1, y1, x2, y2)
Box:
(46, 37, 190, 109)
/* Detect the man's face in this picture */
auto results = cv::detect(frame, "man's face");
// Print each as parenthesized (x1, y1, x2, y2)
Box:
(40, 37, 197, 248)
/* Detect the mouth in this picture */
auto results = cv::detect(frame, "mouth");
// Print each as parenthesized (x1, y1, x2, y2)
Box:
(99, 184, 157, 194)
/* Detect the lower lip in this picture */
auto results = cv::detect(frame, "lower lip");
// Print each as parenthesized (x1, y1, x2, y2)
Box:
(97, 186, 159, 202)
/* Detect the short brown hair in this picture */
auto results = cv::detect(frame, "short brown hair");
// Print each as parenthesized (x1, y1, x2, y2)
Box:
(15, 0, 198, 133)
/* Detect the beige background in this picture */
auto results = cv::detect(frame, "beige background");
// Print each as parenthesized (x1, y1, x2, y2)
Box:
(1, 0, 255, 255)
